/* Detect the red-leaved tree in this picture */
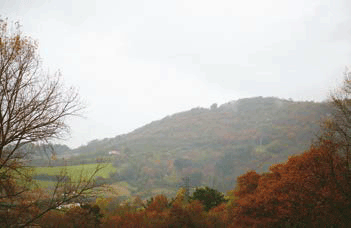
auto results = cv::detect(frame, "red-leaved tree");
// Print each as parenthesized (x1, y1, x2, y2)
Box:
(232, 140, 351, 227)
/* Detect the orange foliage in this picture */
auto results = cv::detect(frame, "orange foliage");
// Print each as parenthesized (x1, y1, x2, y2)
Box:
(235, 170, 261, 196)
(146, 194, 168, 212)
(232, 140, 351, 227)
(101, 195, 215, 227)
(102, 212, 145, 228)
(40, 205, 102, 228)
(40, 211, 65, 228)
(35, 141, 351, 227)
(206, 203, 229, 227)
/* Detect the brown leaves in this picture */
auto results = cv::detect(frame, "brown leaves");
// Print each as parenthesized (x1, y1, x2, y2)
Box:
(146, 194, 168, 213)
(234, 170, 261, 197)
(232, 140, 351, 227)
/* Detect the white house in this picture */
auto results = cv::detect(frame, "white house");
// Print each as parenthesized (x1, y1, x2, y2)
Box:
(108, 150, 121, 155)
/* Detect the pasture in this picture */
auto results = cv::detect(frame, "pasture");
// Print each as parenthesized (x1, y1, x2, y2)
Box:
(33, 163, 116, 187)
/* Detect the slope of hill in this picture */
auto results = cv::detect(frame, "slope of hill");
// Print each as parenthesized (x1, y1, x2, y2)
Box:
(66, 97, 331, 196)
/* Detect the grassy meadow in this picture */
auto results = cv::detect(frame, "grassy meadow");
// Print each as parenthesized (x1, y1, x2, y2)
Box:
(33, 163, 117, 188)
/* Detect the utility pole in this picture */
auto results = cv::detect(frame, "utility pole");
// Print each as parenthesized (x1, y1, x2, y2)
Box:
(182, 176, 190, 202)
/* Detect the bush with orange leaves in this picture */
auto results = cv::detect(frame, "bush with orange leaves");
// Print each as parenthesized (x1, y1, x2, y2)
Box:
(232, 140, 351, 228)
(101, 194, 212, 228)
(40, 204, 102, 228)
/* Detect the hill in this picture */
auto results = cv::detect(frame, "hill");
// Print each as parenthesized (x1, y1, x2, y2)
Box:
(37, 97, 332, 198)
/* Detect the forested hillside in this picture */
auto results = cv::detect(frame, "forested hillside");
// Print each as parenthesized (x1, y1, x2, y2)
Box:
(48, 97, 331, 197)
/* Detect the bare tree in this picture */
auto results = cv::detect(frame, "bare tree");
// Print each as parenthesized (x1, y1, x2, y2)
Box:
(317, 69, 351, 204)
(326, 71, 351, 166)
(0, 19, 102, 227)
(0, 20, 82, 164)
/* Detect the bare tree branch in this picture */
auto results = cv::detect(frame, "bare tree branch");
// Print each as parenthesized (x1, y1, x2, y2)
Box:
(318, 69, 351, 203)
(0, 19, 100, 227)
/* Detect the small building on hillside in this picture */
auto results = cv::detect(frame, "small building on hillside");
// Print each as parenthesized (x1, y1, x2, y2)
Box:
(108, 150, 121, 155)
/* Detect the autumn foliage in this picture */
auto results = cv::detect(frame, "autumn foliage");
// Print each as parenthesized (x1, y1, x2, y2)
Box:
(232, 140, 351, 227)
(40, 205, 102, 228)
(31, 139, 351, 227)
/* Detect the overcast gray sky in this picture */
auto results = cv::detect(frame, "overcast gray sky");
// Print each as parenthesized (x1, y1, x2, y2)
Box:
(1, 0, 351, 148)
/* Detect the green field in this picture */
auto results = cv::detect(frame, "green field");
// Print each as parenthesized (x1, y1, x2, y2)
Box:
(33, 163, 116, 186)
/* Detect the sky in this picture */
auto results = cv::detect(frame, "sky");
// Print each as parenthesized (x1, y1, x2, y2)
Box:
(1, 0, 351, 148)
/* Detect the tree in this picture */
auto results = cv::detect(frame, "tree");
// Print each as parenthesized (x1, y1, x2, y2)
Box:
(40, 204, 103, 228)
(190, 186, 227, 211)
(232, 141, 351, 227)
(0, 19, 101, 227)
(146, 194, 169, 212)
(0, 20, 81, 164)
(318, 70, 351, 203)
